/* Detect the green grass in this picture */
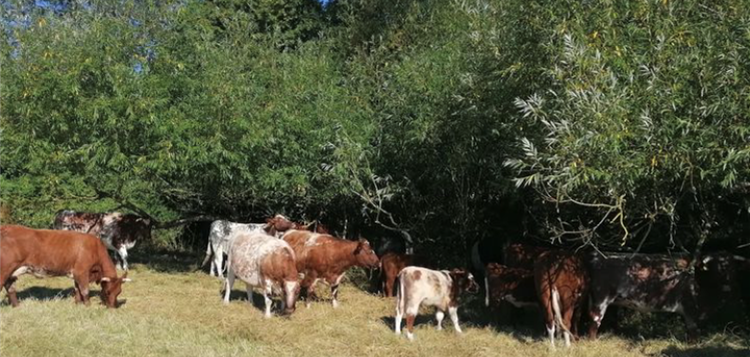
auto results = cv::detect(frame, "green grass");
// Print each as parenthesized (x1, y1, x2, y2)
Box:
(1, 251, 748, 357)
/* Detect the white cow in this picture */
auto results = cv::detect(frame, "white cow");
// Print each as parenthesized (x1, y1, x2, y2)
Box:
(395, 267, 478, 341)
(222, 232, 300, 318)
(202, 215, 298, 277)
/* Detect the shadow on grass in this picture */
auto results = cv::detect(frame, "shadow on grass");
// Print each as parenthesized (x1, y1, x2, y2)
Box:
(381, 314, 439, 331)
(1, 286, 126, 308)
(662, 345, 750, 357)
(222, 288, 289, 314)
(128, 248, 204, 273)
(13, 286, 74, 303)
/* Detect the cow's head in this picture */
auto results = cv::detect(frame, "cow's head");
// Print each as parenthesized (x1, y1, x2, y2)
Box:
(282, 280, 301, 315)
(449, 268, 479, 294)
(353, 238, 380, 268)
(100, 272, 130, 308)
(264, 215, 296, 237)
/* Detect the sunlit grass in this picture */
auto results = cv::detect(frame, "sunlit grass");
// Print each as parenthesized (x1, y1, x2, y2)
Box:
(1, 254, 748, 357)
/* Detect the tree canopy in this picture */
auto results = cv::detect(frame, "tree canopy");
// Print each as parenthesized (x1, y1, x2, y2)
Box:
(2, 0, 748, 259)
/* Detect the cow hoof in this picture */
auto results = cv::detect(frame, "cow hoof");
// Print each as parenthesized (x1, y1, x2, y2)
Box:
(332, 301, 339, 309)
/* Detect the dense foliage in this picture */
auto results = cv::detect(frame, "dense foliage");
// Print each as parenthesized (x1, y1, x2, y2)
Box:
(2, 0, 748, 258)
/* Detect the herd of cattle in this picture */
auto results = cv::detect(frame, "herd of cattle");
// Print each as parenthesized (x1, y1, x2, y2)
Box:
(1, 210, 749, 347)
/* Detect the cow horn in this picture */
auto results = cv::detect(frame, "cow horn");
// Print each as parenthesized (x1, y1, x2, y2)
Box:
(123, 278, 132, 283)
(701, 256, 713, 265)
(734, 255, 748, 262)
(101, 277, 111, 282)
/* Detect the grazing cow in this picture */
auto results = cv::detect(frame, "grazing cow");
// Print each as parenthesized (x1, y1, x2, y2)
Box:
(587, 252, 746, 342)
(203, 216, 293, 277)
(484, 263, 536, 309)
(53, 210, 151, 271)
(534, 251, 588, 348)
(394, 267, 479, 340)
(223, 232, 300, 318)
(380, 252, 420, 297)
(283, 230, 379, 308)
(0, 225, 129, 308)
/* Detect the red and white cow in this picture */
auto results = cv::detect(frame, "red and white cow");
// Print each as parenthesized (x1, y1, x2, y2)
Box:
(394, 267, 479, 340)
(53, 210, 151, 271)
(283, 230, 379, 308)
(223, 231, 300, 317)
(534, 251, 588, 348)
(0, 225, 129, 308)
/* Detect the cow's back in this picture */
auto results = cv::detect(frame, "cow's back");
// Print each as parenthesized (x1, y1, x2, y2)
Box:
(1, 225, 104, 275)
(53, 211, 104, 235)
(400, 267, 451, 309)
(230, 232, 296, 286)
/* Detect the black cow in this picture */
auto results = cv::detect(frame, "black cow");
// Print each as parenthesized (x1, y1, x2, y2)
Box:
(586, 252, 745, 342)
(53, 210, 151, 270)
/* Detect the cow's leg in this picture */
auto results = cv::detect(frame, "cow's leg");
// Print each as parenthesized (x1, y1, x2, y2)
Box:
(563, 306, 574, 347)
(404, 298, 420, 341)
(212, 247, 224, 278)
(405, 314, 416, 341)
(223, 269, 235, 304)
(246, 283, 254, 304)
(328, 273, 345, 308)
(448, 306, 462, 334)
(547, 322, 556, 348)
(385, 276, 395, 298)
(117, 246, 129, 271)
(73, 274, 90, 305)
(300, 273, 318, 308)
(73, 281, 83, 304)
(435, 310, 445, 330)
(587, 297, 611, 340)
(262, 285, 273, 318)
(2, 276, 19, 307)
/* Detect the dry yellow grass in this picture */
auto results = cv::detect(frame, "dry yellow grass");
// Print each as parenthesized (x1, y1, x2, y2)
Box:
(1, 255, 748, 357)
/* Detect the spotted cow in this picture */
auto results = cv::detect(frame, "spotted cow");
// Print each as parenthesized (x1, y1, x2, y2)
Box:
(222, 231, 300, 317)
(394, 267, 479, 340)
(53, 210, 151, 270)
(203, 215, 297, 277)
(586, 252, 746, 342)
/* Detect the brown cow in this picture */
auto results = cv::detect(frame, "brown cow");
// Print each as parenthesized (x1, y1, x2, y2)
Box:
(380, 252, 417, 297)
(484, 263, 536, 309)
(395, 267, 479, 340)
(0, 225, 129, 308)
(534, 251, 588, 348)
(283, 230, 379, 308)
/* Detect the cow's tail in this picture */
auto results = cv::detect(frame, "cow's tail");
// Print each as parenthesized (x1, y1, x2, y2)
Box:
(201, 240, 213, 268)
(396, 271, 406, 316)
(551, 286, 572, 335)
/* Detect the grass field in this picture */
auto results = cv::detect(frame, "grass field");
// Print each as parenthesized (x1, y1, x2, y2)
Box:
(1, 250, 748, 357)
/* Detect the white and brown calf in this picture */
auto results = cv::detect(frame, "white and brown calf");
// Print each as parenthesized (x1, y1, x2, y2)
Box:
(223, 232, 300, 318)
(395, 267, 479, 341)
